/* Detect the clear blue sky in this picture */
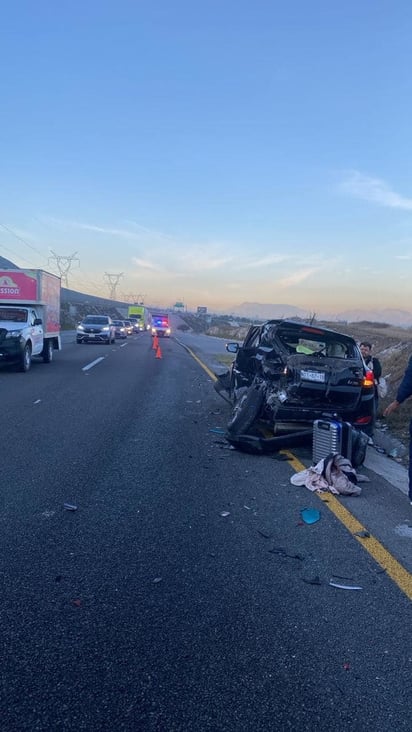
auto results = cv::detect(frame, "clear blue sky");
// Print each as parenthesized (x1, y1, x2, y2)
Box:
(1, 1, 412, 315)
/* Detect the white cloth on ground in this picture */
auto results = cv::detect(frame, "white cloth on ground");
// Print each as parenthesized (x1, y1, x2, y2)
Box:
(290, 453, 370, 496)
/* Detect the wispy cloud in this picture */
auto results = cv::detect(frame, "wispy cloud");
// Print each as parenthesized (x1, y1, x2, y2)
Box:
(124, 220, 175, 242)
(177, 248, 234, 272)
(43, 217, 143, 240)
(38, 216, 331, 288)
(340, 171, 412, 210)
(395, 253, 412, 260)
(132, 257, 161, 270)
(241, 254, 292, 269)
(276, 267, 321, 288)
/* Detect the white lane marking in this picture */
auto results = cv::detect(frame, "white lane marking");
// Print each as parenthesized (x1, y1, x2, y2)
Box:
(120, 342, 128, 348)
(82, 357, 105, 372)
(33, 399, 41, 404)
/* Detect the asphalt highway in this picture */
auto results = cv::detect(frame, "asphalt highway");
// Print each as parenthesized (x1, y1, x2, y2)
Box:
(0, 330, 411, 731)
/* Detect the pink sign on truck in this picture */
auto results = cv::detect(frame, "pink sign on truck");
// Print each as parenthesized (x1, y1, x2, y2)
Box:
(0, 271, 38, 300)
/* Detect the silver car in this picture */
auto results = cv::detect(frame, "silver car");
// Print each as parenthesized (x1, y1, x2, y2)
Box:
(76, 315, 116, 344)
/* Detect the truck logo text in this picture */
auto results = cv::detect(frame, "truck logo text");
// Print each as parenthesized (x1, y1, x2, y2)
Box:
(0, 276, 20, 295)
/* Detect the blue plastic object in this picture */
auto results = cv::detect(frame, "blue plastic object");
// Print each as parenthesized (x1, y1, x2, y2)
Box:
(301, 508, 321, 525)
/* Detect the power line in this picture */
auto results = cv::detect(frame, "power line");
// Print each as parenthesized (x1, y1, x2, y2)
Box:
(0, 221, 45, 257)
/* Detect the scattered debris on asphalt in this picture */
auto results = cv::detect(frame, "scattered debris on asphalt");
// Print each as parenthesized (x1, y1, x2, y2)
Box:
(329, 577, 363, 590)
(269, 546, 304, 560)
(257, 530, 272, 539)
(302, 576, 322, 585)
(64, 503, 78, 511)
(353, 529, 370, 538)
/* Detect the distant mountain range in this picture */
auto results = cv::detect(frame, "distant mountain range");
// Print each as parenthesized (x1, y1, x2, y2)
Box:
(230, 302, 412, 327)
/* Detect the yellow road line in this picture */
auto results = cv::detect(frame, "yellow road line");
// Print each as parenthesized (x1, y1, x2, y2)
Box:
(183, 344, 218, 381)
(283, 451, 412, 601)
(187, 348, 412, 600)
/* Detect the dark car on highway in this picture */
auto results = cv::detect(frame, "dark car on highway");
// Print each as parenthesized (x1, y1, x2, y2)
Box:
(76, 315, 116, 345)
(214, 319, 375, 437)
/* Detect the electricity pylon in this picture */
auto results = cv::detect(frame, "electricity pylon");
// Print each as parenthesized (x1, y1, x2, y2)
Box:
(104, 272, 124, 300)
(48, 250, 80, 288)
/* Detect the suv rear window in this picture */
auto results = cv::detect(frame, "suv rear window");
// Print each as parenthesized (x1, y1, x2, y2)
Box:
(272, 324, 356, 359)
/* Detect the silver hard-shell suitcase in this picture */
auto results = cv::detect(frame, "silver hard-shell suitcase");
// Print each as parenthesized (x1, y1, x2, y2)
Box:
(312, 418, 352, 464)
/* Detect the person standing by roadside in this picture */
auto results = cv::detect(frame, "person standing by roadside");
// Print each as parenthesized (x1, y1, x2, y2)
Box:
(383, 355, 412, 506)
(360, 341, 382, 413)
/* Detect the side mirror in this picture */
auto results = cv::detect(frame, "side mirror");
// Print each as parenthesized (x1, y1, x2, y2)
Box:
(34, 318, 42, 326)
(226, 342, 239, 354)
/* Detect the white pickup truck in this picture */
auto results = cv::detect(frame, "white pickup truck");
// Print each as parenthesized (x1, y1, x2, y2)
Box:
(0, 269, 61, 372)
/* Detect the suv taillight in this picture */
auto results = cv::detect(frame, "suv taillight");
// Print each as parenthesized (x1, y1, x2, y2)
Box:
(363, 369, 374, 388)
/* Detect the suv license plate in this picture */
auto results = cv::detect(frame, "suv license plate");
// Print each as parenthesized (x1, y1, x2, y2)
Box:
(301, 369, 325, 383)
(89, 333, 95, 338)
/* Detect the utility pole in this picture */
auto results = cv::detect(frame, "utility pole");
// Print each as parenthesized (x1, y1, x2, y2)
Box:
(48, 250, 80, 288)
(104, 272, 124, 300)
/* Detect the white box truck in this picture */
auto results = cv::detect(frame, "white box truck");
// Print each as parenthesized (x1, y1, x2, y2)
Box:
(0, 269, 61, 372)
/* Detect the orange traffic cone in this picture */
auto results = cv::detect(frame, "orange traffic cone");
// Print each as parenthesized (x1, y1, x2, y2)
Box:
(152, 335, 158, 350)
(155, 344, 162, 359)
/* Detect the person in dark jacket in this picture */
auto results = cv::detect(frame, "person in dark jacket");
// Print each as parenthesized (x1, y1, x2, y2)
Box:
(360, 341, 382, 403)
(384, 356, 412, 505)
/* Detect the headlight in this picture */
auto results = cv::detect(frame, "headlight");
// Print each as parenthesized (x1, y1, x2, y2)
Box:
(102, 326, 110, 331)
(6, 329, 23, 338)
(77, 325, 84, 332)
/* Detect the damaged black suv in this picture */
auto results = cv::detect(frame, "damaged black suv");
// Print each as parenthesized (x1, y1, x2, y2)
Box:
(214, 320, 375, 439)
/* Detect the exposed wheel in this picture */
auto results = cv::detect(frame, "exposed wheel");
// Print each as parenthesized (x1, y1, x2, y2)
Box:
(227, 383, 265, 436)
(20, 343, 32, 372)
(43, 340, 53, 363)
